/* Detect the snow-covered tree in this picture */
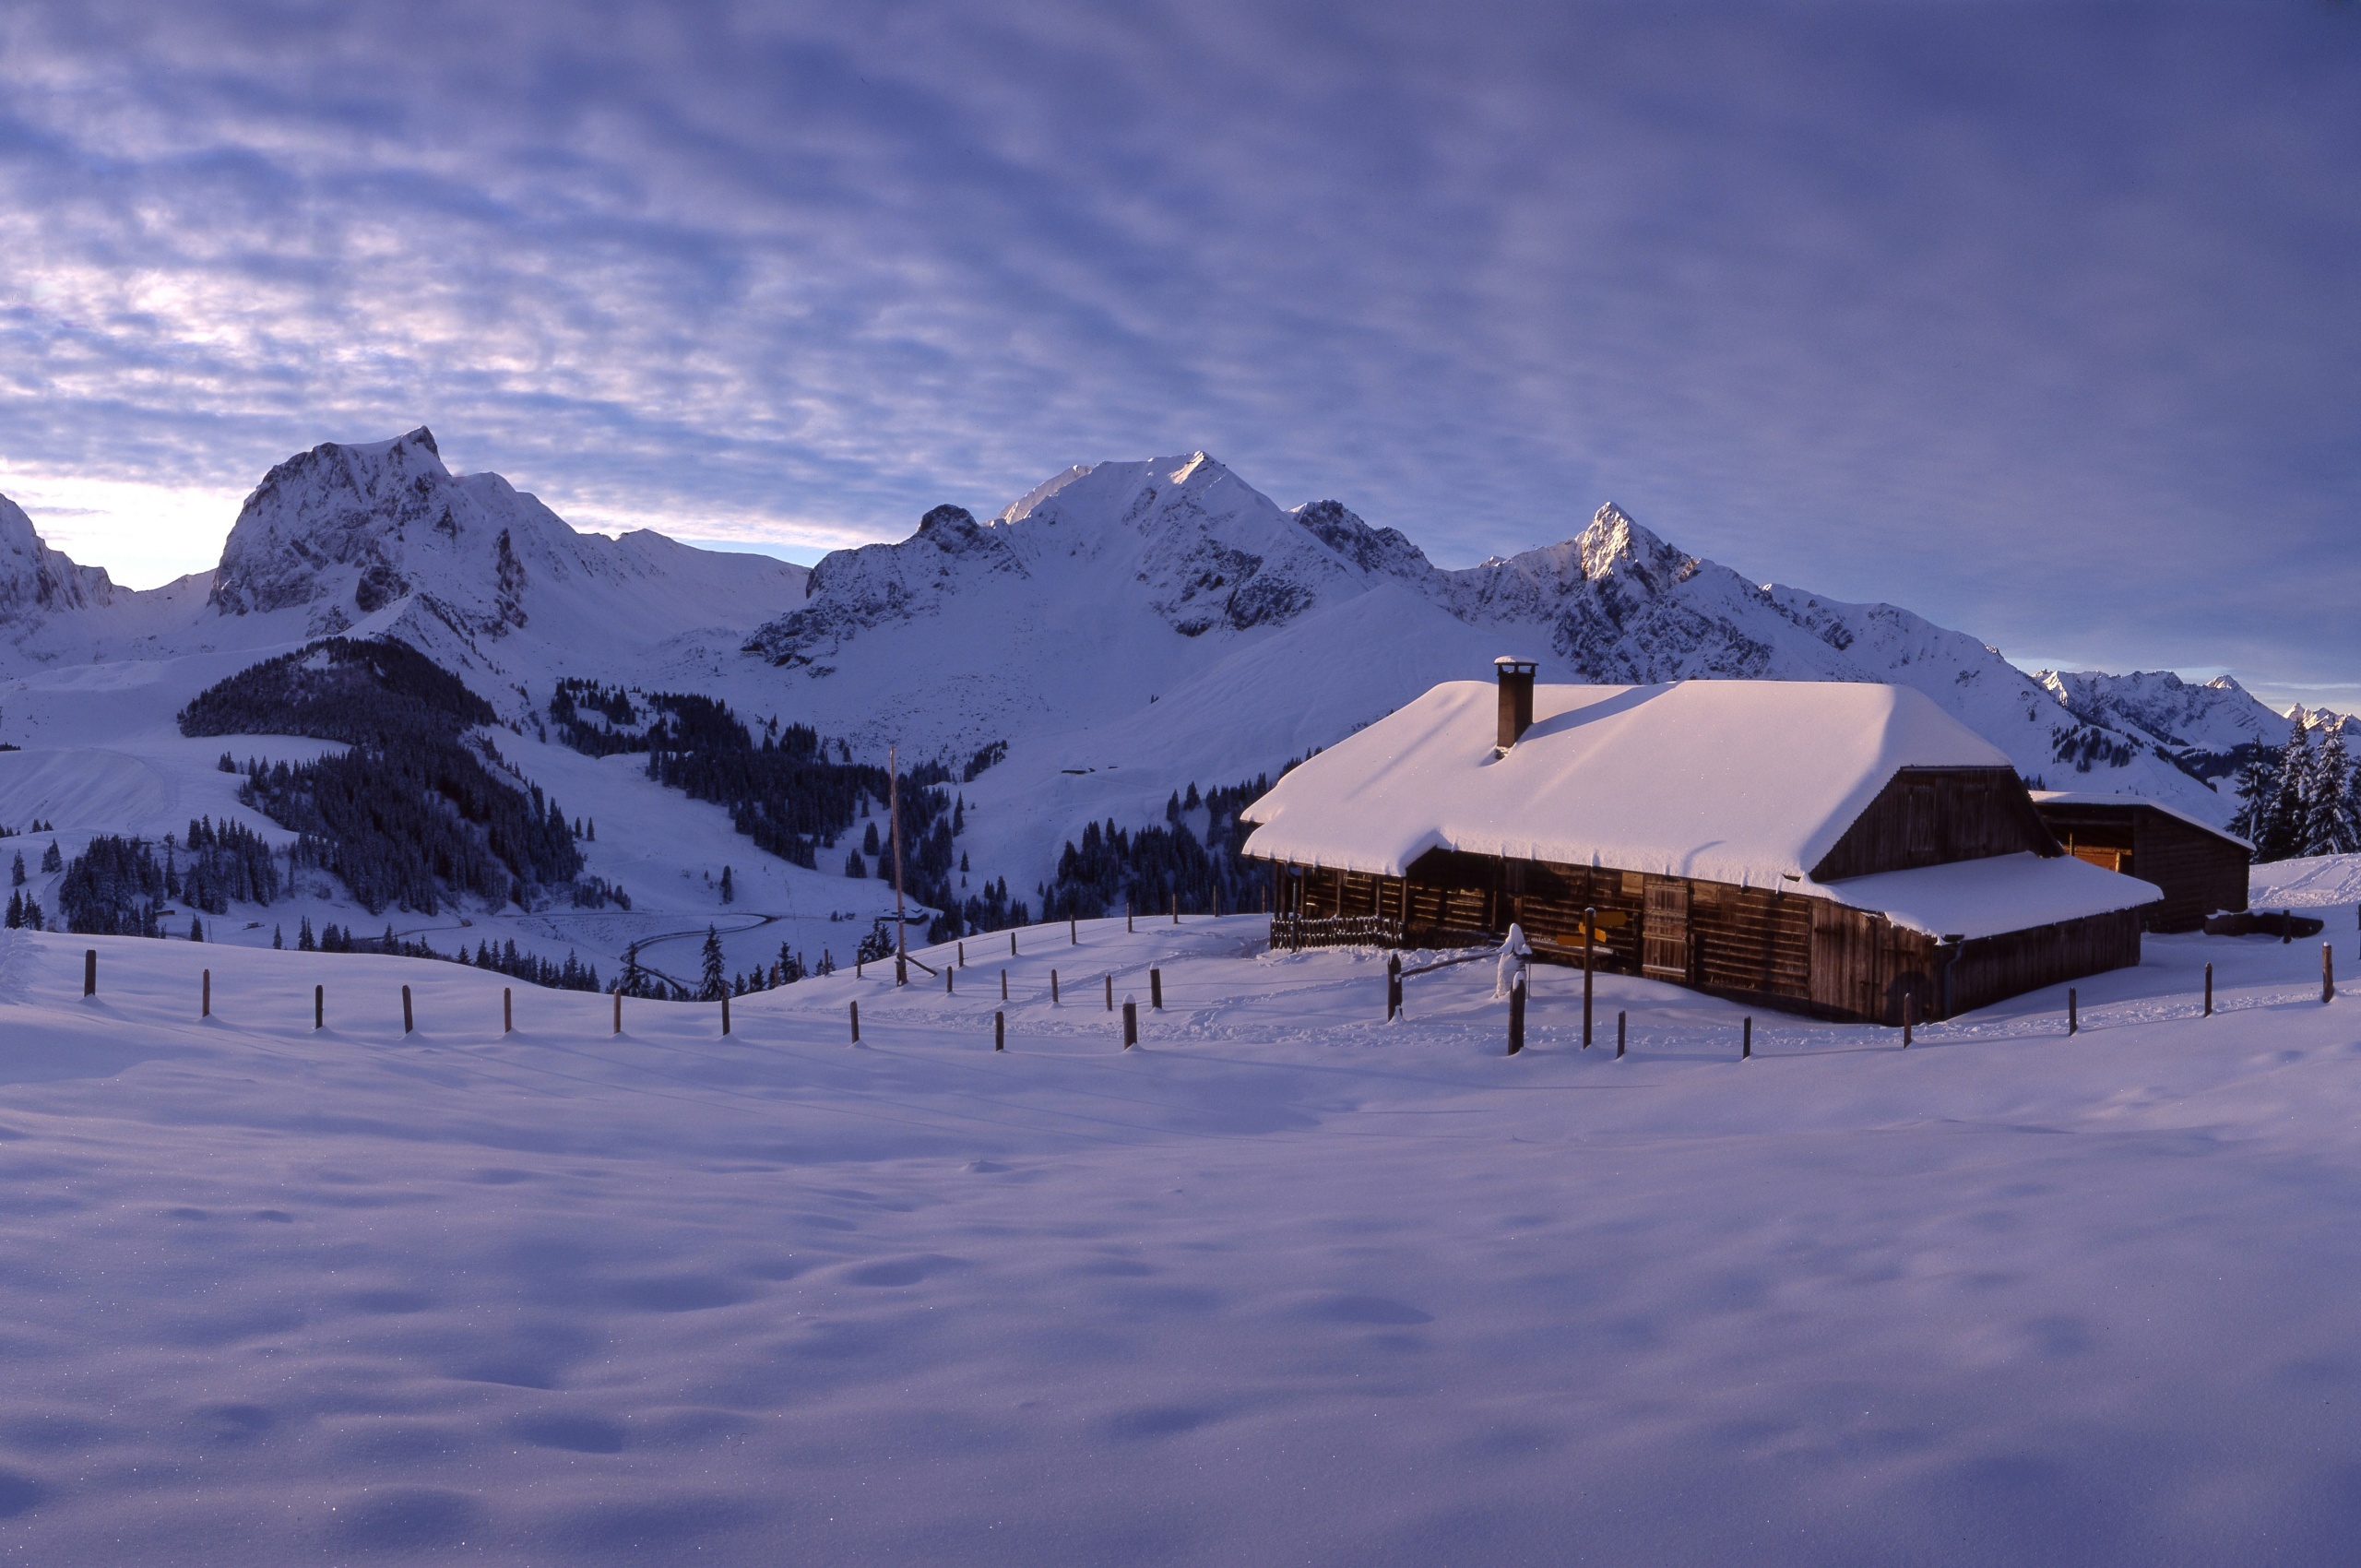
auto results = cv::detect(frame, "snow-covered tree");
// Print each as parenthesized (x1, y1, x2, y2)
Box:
(9, 851, 21, 886)
(2307, 722, 2361, 857)
(719, 865, 735, 904)
(844, 848, 867, 878)
(41, 840, 61, 873)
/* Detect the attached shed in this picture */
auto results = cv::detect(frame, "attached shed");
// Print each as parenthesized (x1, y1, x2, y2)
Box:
(2030, 792, 2249, 933)
(1239, 664, 2163, 1026)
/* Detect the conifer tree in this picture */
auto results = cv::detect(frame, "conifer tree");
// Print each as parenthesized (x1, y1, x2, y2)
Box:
(700, 925, 727, 1002)
(2308, 723, 2361, 856)
(863, 821, 881, 856)
(2265, 716, 2315, 862)
(5, 890, 18, 928)
(273, 924, 284, 950)
(189, 916, 204, 942)
(41, 840, 60, 873)
(9, 851, 21, 885)
(845, 848, 866, 878)
(298, 916, 315, 952)
(720, 865, 735, 904)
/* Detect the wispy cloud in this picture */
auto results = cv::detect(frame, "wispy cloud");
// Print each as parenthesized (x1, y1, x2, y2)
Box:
(0, 2, 2355, 690)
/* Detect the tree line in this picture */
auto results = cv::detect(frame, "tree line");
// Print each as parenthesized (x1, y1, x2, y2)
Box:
(2231, 713, 2361, 862)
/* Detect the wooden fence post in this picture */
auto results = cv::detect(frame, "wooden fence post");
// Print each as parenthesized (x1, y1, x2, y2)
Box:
(1070, 918, 1077, 945)
(402, 984, 413, 1034)
(2326, 944, 2335, 1004)
(721, 993, 731, 1036)
(1903, 992, 1914, 1049)
(2203, 962, 2213, 1016)
(849, 1000, 860, 1043)
(1171, 895, 1179, 926)
(2068, 988, 2078, 1036)
(1582, 907, 1595, 1049)
(1001, 968, 1008, 1001)
(1011, 931, 1018, 956)
(83, 949, 96, 997)
(202, 968, 210, 1018)
(1507, 970, 1525, 1055)
(957, 941, 965, 968)
(945, 965, 954, 995)
(504, 987, 512, 1034)
(896, 956, 907, 987)
(1741, 1016, 1751, 1060)
(994, 1010, 1004, 1051)
(1386, 954, 1402, 1021)
(314, 984, 324, 1030)
(1616, 1010, 1626, 1060)
(1050, 968, 1060, 1004)
(1127, 900, 1133, 933)
(1149, 968, 1163, 1010)
(612, 991, 622, 1034)
(1104, 973, 1113, 1011)
(1122, 999, 1138, 1049)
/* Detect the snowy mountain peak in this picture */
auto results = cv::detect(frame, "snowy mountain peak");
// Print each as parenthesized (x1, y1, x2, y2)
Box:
(0, 491, 114, 622)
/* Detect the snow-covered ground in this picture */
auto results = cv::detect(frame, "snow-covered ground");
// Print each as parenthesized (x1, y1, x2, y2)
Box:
(6, 912, 2361, 1563)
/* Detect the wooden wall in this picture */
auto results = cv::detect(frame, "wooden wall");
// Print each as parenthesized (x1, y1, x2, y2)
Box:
(1260, 849, 2144, 1026)
(1809, 767, 2058, 881)
(2034, 802, 2245, 933)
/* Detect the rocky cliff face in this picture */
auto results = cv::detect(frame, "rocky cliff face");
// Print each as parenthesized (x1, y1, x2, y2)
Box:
(2038, 668, 2292, 779)
(0, 492, 114, 624)
(204, 427, 804, 696)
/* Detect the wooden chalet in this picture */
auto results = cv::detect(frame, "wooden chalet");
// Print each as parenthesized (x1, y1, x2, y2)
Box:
(1239, 660, 2165, 1026)
(2030, 792, 2249, 933)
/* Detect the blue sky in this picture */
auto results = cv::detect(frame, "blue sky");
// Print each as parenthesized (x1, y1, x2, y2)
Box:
(1, 2, 2356, 705)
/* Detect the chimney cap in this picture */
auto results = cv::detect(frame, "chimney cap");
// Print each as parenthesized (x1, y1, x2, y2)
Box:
(1494, 655, 1537, 671)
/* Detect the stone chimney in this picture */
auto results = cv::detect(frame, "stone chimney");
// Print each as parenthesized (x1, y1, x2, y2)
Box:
(1495, 657, 1536, 753)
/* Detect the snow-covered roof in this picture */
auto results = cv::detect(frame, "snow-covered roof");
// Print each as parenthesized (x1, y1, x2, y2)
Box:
(1820, 852, 2162, 941)
(1240, 679, 2015, 886)
(2029, 790, 2253, 851)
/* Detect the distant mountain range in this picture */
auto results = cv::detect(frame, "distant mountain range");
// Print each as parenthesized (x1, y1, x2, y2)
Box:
(0, 434, 2301, 909)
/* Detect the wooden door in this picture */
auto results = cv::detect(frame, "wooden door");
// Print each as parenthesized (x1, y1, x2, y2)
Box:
(1643, 879, 1691, 980)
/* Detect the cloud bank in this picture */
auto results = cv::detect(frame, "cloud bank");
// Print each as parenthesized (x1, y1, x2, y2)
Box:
(0, 1, 2355, 697)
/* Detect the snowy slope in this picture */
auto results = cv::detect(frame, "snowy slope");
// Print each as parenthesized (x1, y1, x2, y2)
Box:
(4, 913, 2361, 1562)
(2037, 668, 2292, 779)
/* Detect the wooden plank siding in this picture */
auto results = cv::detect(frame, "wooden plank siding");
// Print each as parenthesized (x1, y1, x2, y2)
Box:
(1810, 767, 2058, 881)
(2033, 801, 2248, 934)
(1257, 847, 2143, 1026)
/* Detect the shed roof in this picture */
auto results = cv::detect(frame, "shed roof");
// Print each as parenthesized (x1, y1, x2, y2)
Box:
(2030, 790, 2253, 852)
(1240, 679, 2014, 886)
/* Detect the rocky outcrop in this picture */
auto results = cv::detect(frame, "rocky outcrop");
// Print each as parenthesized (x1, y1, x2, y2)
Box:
(0, 492, 114, 623)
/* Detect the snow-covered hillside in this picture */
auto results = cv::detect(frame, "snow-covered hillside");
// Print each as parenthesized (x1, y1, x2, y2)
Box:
(4, 914, 2361, 1562)
(2037, 668, 2292, 781)
(0, 437, 2273, 984)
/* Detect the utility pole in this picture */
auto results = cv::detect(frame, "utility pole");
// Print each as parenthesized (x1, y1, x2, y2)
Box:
(889, 744, 908, 982)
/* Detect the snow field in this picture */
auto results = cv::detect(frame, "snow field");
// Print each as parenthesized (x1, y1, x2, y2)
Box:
(5, 918, 2361, 1563)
